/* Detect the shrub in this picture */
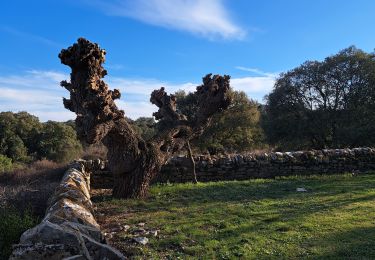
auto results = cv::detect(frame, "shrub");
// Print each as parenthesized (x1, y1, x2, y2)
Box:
(82, 142, 108, 160)
(36, 121, 83, 163)
(0, 208, 37, 259)
(0, 154, 12, 173)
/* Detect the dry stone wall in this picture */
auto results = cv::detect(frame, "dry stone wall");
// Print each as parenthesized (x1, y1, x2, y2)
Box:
(91, 148, 375, 187)
(153, 148, 375, 183)
(10, 160, 125, 260)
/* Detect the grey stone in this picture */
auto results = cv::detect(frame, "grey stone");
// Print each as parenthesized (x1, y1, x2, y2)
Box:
(133, 237, 149, 245)
(11, 160, 125, 260)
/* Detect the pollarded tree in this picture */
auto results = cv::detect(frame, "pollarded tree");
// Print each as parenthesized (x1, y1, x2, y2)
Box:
(59, 38, 232, 198)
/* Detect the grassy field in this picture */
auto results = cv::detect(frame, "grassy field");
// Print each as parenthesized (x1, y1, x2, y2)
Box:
(94, 173, 375, 259)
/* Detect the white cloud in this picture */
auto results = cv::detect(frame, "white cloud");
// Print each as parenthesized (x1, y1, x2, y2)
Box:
(233, 66, 278, 100)
(0, 69, 275, 121)
(108, 77, 196, 96)
(231, 76, 275, 94)
(0, 70, 73, 122)
(235, 66, 278, 77)
(88, 0, 246, 40)
(0, 70, 67, 90)
(108, 77, 198, 119)
(31, 111, 75, 122)
(0, 88, 60, 104)
(116, 100, 157, 119)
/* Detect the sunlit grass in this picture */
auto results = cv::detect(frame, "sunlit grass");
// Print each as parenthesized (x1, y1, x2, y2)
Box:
(95, 173, 375, 259)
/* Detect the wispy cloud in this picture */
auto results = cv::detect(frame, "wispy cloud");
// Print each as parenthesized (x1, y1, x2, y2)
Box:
(109, 77, 196, 96)
(0, 25, 62, 48)
(235, 66, 278, 77)
(0, 69, 275, 121)
(234, 66, 278, 100)
(0, 70, 67, 90)
(86, 0, 246, 40)
(231, 76, 275, 101)
(116, 100, 157, 119)
(0, 70, 72, 121)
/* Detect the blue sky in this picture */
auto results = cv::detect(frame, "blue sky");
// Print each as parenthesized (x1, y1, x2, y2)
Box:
(1, 0, 374, 121)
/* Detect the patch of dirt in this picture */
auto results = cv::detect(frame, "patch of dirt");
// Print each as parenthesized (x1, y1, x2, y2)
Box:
(91, 189, 162, 258)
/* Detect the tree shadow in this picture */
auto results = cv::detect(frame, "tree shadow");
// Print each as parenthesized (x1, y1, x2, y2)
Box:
(93, 174, 375, 223)
(312, 226, 375, 259)
(93, 174, 375, 258)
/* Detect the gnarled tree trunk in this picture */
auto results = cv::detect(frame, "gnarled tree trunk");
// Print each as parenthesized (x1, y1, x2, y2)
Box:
(59, 38, 232, 198)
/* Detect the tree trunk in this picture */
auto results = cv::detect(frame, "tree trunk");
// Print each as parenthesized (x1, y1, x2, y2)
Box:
(112, 167, 156, 198)
(103, 121, 164, 199)
(59, 39, 232, 199)
(186, 140, 198, 184)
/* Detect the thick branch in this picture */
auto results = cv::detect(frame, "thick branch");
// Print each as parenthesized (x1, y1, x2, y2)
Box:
(59, 38, 232, 198)
(59, 38, 123, 144)
(149, 74, 232, 152)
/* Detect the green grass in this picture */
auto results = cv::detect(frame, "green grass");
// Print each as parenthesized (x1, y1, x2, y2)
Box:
(0, 208, 37, 260)
(95, 173, 375, 259)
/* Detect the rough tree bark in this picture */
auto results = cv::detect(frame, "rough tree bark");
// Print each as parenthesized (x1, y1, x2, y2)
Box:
(59, 38, 232, 198)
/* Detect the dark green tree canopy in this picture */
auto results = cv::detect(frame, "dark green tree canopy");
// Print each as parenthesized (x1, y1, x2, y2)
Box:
(0, 112, 82, 164)
(127, 117, 156, 141)
(36, 121, 83, 163)
(263, 46, 375, 150)
(0, 112, 40, 161)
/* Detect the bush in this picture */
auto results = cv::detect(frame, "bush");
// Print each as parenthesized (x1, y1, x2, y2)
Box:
(36, 121, 83, 163)
(0, 208, 37, 259)
(0, 154, 12, 173)
(82, 142, 108, 160)
(0, 112, 83, 165)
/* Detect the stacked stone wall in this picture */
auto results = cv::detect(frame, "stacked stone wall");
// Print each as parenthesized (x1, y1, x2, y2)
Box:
(10, 160, 125, 260)
(92, 148, 375, 186)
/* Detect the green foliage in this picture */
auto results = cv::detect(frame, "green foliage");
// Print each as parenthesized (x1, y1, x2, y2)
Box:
(36, 121, 82, 163)
(129, 117, 156, 141)
(0, 112, 82, 164)
(0, 154, 12, 173)
(0, 112, 37, 162)
(96, 173, 375, 259)
(174, 90, 199, 122)
(263, 46, 375, 150)
(0, 208, 37, 259)
(175, 90, 265, 153)
(6, 135, 28, 162)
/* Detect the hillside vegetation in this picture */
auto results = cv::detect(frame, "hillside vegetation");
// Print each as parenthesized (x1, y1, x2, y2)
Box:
(0, 112, 82, 172)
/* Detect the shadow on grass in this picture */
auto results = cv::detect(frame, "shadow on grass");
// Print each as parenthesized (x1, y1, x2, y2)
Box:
(313, 226, 375, 259)
(93, 174, 375, 213)
(93, 174, 375, 258)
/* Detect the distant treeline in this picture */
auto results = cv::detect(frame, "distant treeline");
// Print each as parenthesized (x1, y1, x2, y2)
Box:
(1, 46, 374, 171)
(0, 112, 82, 171)
(131, 46, 375, 152)
(263, 46, 375, 150)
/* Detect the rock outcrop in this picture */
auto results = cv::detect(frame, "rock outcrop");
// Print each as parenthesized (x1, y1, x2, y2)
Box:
(10, 160, 125, 260)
